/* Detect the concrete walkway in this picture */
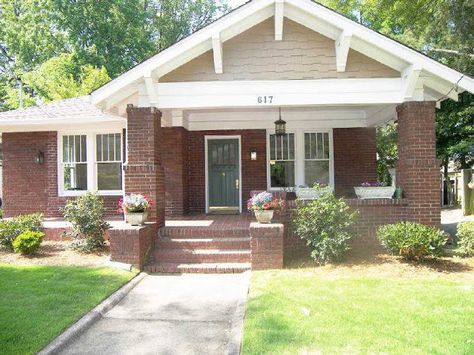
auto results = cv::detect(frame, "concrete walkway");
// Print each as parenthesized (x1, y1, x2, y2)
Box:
(59, 273, 250, 355)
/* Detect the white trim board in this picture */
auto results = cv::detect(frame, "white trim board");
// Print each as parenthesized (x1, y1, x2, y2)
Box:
(204, 135, 243, 214)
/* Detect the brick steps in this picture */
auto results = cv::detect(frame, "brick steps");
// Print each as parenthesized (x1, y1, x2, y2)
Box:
(159, 227, 249, 239)
(145, 262, 251, 274)
(154, 249, 251, 264)
(155, 237, 250, 250)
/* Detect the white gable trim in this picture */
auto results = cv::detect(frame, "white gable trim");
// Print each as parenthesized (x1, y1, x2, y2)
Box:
(91, 0, 474, 108)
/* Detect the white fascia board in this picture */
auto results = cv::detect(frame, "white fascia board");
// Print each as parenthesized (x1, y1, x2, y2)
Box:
(422, 76, 459, 102)
(212, 34, 223, 74)
(0, 118, 126, 133)
(155, 78, 403, 109)
(274, 0, 284, 41)
(90, 0, 275, 106)
(286, 0, 474, 93)
(335, 30, 352, 72)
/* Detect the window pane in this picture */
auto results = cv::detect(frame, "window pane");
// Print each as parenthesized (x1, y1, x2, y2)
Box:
(288, 133, 295, 159)
(98, 163, 122, 190)
(323, 133, 330, 159)
(305, 161, 329, 186)
(115, 133, 121, 161)
(270, 135, 276, 160)
(96, 135, 102, 161)
(317, 133, 323, 159)
(304, 133, 310, 159)
(64, 163, 87, 191)
(270, 161, 295, 187)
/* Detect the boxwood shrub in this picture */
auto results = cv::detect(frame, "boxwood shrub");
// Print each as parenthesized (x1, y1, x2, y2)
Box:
(293, 186, 358, 265)
(12, 231, 45, 254)
(455, 221, 474, 257)
(0, 213, 43, 250)
(377, 222, 447, 261)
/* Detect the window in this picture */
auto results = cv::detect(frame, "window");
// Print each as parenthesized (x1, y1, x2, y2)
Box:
(60, 132, 123, 195)
(269, 133, 295, 187)
(62, 135, 87, 191)
(304, 132, 330, 186)
(96, 133, 122, 191)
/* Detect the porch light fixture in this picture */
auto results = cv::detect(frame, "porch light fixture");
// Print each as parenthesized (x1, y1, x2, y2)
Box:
(250, 149, 257, 161)
(274, 107, 286, 136)
(34, 151, 44, 165)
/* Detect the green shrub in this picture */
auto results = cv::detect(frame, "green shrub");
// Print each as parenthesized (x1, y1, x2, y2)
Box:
(12, 231, 44, 254)
(0, 213, 43, 250)
(377, 222, 447, 261)
(293, 186, 358, 265)
(62, 192, 110, 252)
(455, 221, 474, 257)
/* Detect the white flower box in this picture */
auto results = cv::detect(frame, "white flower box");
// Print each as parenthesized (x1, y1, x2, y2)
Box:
(296, 187, 332, 200)
(354, 186, 396, 199)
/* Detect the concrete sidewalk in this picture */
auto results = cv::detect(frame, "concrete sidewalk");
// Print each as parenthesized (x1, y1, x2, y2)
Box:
(59, 273, 250, 355)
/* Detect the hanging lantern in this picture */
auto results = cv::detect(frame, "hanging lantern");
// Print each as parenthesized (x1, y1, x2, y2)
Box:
(274, 107, 286, 136)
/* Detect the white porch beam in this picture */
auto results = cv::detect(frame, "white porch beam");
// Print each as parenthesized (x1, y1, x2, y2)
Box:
(212, 34, 223, 74)
(335, 30, 352, 72)
(155, 78, 404, 109)
(274, 0, 284, 41)
(402, 65, 422, 100)
(144, 72, 158, 106)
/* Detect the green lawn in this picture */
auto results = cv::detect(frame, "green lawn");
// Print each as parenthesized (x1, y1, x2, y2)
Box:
(0, 264, 135, 355)
(243, 270, 474, 355)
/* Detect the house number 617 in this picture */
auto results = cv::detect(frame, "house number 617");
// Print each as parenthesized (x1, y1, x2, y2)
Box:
(257, 96, 273, 104)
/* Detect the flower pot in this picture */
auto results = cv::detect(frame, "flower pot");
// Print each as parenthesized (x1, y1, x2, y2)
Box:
(354, 186, 396, 199)
(125, 211, 148, 226)
(254, 210, 274, 224)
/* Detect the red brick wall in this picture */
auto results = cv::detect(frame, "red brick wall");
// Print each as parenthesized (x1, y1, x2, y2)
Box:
(333, 128, 377, 197)
(187, 129, 267, 213)
(162, 127, 189, 216)
(2, 131, 120, 218)
(396, 101, 441, 226)
(124, 106, 165, 226)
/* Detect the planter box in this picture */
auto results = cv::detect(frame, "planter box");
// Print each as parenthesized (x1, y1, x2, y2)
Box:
(354, 186, 396, 199)
(296, 187, 331, 200)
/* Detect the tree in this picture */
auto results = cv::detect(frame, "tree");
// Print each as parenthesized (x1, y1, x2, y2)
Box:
(376, 123, 398, 185)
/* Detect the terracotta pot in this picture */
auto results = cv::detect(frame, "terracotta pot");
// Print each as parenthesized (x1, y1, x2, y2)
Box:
(125, 211, 148, 226)
(254, 210, 274, 224)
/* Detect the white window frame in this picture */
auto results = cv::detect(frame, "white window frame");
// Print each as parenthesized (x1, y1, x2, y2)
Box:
(58, 129, 124, 197)
(303, 131, 332, 187)
(266, 128, 334, 191)
(267, 131, 297, 189)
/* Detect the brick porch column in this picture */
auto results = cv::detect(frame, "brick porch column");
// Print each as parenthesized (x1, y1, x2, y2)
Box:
(396, 101, 440, 226)
(124, 106, 165, 227)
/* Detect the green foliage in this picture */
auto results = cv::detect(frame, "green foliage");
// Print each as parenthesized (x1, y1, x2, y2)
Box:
(293, 186, 358, 265)
(0, 213, 43, 250)
(62, 192, 110, 252)
(377, 222, 447, 261)
(12, 231, 44, 254)
(455, 221, 474, 257)
(22, 53, 110, 102)
(376, 122, 398, 185)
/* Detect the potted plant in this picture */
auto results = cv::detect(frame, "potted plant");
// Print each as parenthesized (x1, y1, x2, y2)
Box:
(296, 184, 332, 200)
(119, 194, 152, 225)
(247, 191, 282, 224)
(354, 182, 396, 199)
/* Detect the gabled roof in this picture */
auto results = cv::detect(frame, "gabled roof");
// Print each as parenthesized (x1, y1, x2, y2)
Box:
(91, 0, 474, 107)
(0, 96, 124, 125)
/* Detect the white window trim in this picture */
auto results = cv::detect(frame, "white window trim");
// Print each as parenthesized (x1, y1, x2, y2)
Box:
(266, 128, 334, 191)
(58, 129, 124, 197)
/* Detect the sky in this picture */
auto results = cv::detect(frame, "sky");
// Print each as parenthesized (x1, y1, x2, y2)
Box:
(227, 0, 249, 9)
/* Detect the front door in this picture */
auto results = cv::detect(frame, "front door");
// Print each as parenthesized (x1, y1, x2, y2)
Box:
(207, 138, 240, 213)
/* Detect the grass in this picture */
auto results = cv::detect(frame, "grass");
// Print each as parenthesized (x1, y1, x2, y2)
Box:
(243, 269, 474, 355)
(0, 264, 135, 355)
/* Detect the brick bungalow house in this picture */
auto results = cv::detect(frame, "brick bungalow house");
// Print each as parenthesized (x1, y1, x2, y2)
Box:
(1, 0, 473, 272)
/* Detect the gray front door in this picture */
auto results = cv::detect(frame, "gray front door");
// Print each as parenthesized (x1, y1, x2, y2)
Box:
(207, 139, 240, 213)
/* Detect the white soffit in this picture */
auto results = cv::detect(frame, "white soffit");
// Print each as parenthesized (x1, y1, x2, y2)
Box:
(91, 0, 474, 108)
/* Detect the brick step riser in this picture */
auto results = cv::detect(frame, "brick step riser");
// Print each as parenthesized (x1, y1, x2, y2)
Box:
(159, 228, 249, 239)
(155, 240, 250, 250)
(145, 265, 250, 274)
(154, 252, 250, 264)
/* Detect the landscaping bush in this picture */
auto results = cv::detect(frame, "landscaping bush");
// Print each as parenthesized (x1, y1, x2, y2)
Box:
(293, 186, 358, 265)
(62, 192, 110, 252)
(12, 231, 44, 254)
(455, 221, 474, 257)
(377, 222, 447, 261)
(0, 213, 43, 250)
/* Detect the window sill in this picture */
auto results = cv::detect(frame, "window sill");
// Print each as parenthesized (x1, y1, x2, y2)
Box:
(59, 190, 123, 197)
